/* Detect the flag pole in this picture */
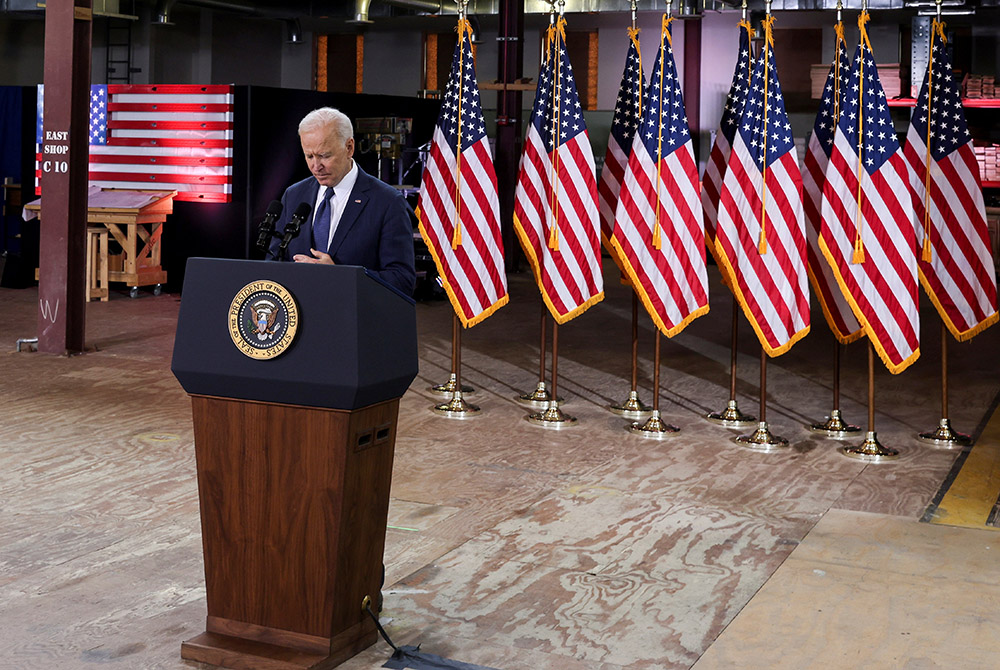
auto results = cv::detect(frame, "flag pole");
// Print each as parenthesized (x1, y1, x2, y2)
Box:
(840, 341, 900, 460)
(837, 0, 900, 462)
(919, 323, 972, 447)
(809, 1, 860, 439)
(430, 4, 477, 408)
(915, 4, 969, 448)
(611, 292, 654, 418)
(434, 313, 482, 417)
(528, 316, 577, 427)
(733, 0, 788, 452)
(626, 0, 680, 440)
(629, 329, 680, 438)
(810, 341, 861, 436)
(610, 0, 653, 421)
(527, 0, 575, 429)
(736, 345, 788, 451)
(707, 0, 756, 429)
(516, 305, 561, 407)
(517, 1, 561, 411)
(706, 296, 757, 427)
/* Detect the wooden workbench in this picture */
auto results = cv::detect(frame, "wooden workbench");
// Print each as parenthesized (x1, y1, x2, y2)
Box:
(24, 187, 176, 297)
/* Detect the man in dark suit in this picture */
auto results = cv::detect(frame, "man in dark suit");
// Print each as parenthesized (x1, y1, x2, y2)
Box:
(271, 107, 416, 296)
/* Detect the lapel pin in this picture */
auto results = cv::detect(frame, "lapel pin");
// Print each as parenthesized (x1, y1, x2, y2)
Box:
(354, 199, 361, 203)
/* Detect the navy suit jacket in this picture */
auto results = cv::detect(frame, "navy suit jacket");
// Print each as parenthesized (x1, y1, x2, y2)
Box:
(270, 165, 416, 296)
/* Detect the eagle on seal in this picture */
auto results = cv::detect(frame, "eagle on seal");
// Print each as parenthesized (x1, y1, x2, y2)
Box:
(250, 300, 278, 341)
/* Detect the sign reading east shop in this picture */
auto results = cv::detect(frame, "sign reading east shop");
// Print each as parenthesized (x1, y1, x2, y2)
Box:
(42, 129, 70, 174)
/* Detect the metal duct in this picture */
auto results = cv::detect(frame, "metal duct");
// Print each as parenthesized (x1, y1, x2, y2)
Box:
(352, 0, 443, 23)
(154, 0, 176, 24)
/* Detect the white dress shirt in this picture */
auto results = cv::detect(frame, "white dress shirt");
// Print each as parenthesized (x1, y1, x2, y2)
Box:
(313, 159, 359, 252)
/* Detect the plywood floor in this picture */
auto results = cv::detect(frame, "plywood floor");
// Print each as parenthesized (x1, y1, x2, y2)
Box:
(1, 263, 998, 670)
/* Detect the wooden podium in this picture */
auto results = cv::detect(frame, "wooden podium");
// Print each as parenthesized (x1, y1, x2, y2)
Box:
(171, 259, 418, 669)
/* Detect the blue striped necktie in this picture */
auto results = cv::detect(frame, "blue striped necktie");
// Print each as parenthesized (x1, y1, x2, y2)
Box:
(311, 187, 334, 252)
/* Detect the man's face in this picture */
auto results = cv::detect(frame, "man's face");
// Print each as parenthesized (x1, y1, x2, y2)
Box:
(300, 125, 354, 188)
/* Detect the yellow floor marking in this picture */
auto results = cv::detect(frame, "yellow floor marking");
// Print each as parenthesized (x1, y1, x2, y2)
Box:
(931, 406, 1000, 530)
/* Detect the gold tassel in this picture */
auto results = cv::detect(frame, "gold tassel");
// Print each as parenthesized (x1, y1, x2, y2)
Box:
(653, 221, 661, 250)
(922, 236, 932, 263)
(548, 224, 559, 251)
(758, 231, 768, 255)
(452, 224, 462, 250)
(852, 236, 865, 264)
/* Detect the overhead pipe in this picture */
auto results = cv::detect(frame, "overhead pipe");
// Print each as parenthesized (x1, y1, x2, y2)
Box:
(352, 0, 443, 23)
(154, 0, 176, 24)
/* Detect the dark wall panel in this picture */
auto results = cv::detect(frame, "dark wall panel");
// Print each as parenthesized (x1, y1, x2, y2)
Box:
(162, 86, 440, 291)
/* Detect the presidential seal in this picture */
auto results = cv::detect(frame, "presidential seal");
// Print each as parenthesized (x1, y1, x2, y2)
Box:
(228, 280, 299, 359)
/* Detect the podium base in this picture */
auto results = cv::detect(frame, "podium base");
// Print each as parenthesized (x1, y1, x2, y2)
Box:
(182, 624, 376, 670)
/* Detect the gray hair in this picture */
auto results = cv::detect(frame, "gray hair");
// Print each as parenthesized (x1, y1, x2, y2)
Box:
(298, 107, 353, 143)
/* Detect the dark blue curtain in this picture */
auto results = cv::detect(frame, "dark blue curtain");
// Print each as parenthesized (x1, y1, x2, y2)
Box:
(0, 86, 23, 254)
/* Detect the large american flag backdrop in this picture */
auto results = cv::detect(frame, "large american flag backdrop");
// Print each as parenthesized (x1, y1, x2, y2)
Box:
(417, 18, 508, 328)
(702, 19, 755, 273)
(610, 17, 709, 337)
(903, 21, 998, 340)
(36, 84, 234, 203)
(819, 13, 919, 374)
(513, 17, 603, 323)
(597, 27, 644, 274)
(801, 22, 863, 343)
(714, 20, 810, 357)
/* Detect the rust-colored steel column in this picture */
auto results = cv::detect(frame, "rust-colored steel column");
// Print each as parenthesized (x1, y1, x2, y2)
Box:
(683, 18, 702, 160)
(38, 0, 93, 354)
(495, 0, 525, 271)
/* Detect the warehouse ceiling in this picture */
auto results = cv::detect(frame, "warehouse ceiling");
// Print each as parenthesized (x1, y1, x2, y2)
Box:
(1, 0, 996, 25)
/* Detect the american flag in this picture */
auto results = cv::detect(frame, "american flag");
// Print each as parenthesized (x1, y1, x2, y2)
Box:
(820, 15, 919, 374)
(802, 23, 863, 343)
(715, 23, 810, 356)
(513, 17, 603, 323)
(597, 27, 645, 273)
(702, 19, 754, 269)
(417, 19, 508, 328)
(610, 17, 709, 337)
(902, 22, 998, 340)
(36, 84, 234, 203)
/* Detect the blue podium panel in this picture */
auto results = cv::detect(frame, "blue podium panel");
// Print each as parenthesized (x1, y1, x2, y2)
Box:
(171, 258, 418, 410)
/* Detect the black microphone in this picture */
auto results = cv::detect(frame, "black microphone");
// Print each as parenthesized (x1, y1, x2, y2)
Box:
(256, 200, 283, 253)
(277, 201, 312, 260)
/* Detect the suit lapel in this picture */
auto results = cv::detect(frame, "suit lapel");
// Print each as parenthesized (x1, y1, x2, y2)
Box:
(328, 166, 370, 258)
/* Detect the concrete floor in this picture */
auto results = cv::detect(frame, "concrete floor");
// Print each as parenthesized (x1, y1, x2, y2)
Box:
(1, 262, 998, 670)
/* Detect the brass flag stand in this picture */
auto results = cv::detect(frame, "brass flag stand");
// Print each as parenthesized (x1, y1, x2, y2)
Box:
(706, 297, 756, 428)
(433, 314, 481, 417)
(735, 347, 788, 451)
(526, 321, 576, 428)
(429, 315, 475, 398)
(840, 342, 900, 461)
(610, 293, 653, 419)
(809, 341, 861, 437)
(628, 331, 679, 439)
(516, 305, 563, 408)
(918, 323, 971, 448)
